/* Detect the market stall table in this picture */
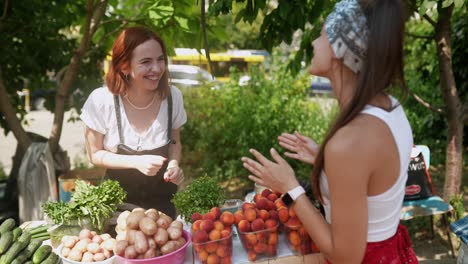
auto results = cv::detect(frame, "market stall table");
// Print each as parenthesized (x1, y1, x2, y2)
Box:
(182, 230, 321, 264)
(22, 218, 322, 264)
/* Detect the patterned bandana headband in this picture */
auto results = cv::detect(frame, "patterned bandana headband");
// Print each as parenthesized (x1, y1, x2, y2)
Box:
(325, 0, 369, 73)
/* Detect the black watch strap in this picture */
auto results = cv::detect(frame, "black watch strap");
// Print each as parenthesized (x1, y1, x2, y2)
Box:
(281, 193, 294, 207)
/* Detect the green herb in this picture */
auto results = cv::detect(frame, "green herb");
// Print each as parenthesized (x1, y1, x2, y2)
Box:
(42, 180, 126, 232)
(42, 201, 76, 224)
(171, 176, 226, 222)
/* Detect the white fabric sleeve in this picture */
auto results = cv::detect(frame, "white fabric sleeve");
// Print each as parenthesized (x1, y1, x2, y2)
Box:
(171, 87, 187, 129)
(80, 89, 107, 134)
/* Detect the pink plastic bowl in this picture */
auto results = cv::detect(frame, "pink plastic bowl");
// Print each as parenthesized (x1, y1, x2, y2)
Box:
(116, 230, 191, 264)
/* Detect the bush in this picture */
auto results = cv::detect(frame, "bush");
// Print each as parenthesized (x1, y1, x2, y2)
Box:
(181, 62, 333, 189)
(171, 176, 226, 222)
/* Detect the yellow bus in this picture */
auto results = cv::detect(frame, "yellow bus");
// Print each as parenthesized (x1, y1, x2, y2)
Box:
(169, 48, 267, 82)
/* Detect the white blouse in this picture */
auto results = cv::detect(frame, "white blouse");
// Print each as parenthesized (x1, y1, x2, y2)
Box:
(80, 86, 187, 153)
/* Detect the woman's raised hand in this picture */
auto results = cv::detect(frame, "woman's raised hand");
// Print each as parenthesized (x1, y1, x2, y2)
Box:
(278, 131, 319, 165)
(134, 155, 167, 176)
(242, 148, 299, 194)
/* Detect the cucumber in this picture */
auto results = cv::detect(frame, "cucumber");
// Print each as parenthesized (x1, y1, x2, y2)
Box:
(32, 245, 52, 264)
(1, 231, 32, 264)
(24, 261, 33, 264)
(12, 227, 23, 241)
(39, 252, 58, 264)
(21, 239, 42, 258)
(28, 225, 48, 237)
(0, 231, 13, 254)
(0, 218, 16, 234)
(11, 253, 29, 264)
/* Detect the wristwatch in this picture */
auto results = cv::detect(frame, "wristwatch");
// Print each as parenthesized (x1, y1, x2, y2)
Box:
(281, 185, 306, 207)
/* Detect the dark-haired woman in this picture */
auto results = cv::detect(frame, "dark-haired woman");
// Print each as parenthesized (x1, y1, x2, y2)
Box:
(80, 27, 187, 219)
(241, 0, 418, 263)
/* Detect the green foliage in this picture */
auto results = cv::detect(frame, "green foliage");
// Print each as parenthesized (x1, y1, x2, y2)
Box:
(171, 176, 226, 222)
(181, 54, 332, 186)
(207, 2, 265, 50)
(449, 193, 465, 220)
(403, 6, 468, 165)
(208, 0, 334, 74)
(403, 18, 446, 164)
(42, 180, 126, 232)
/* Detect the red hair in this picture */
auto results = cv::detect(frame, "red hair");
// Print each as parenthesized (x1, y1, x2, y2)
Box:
(106, 26, 170, 99)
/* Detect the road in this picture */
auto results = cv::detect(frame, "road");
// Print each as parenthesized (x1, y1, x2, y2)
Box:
(0, 110, 88, 175)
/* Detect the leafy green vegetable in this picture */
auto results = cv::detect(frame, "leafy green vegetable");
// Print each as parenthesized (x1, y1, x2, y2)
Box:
(42, 180, 126, 232)
(171, 176, 226, 222)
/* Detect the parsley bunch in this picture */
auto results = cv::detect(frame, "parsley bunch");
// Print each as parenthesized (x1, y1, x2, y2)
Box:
(171, 176, 226, 222)
(43, 180, 126, 232)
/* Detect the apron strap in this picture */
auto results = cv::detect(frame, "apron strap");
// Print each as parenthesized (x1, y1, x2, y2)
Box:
(113, 95, 125, 145)
(167, 91, 175, 144)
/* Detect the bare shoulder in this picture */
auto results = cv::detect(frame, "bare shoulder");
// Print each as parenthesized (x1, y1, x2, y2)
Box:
(325, 115, 390, 171)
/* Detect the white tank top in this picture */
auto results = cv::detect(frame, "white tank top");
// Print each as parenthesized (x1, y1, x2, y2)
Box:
(320, 96, 413, 242)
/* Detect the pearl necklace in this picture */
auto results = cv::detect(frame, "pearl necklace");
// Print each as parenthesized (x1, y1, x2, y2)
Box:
(125, 93, 156, 110)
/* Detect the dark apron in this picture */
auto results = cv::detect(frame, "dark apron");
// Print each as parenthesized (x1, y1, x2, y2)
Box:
(105, 94, 177, 219)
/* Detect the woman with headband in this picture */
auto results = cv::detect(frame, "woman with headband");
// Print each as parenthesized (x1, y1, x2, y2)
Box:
(242, 0, 418, 262)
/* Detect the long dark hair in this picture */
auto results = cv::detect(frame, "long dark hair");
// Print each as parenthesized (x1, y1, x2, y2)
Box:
(312, 0, 408, 202)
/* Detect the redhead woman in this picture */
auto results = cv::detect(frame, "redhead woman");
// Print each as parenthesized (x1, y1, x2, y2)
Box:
(81, 27, 187, 218)
(242, 0, 419, 263)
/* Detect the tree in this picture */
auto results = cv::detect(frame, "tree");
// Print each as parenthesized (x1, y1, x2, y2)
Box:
(209, 0, 466, 199)
(404, 0, 467, 199)
(0, 0, 108, 157)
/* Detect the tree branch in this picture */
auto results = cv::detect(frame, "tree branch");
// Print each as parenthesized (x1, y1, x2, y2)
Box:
(0, 65, 31, 152)
(48, 0, 108, 154)
(405, 31, 433, 39)
(89, 0, 107, 37)
(423, 14, 437, 27)
(201, 0, 213, 74)
(100, 17, 141, 26)
(0, 0, 8, 21)
(409, 90, 446, 115)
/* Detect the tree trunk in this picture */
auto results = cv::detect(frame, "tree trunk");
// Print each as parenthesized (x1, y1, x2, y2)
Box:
(434, 3, 463, 200)
(0, 66, 31, 152)
(48, 0, 108, 154)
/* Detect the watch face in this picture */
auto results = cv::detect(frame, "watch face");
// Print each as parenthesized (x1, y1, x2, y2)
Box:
(281, 193, 294, 207)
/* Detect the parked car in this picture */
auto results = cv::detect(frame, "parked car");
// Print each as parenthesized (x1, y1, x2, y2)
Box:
(308, 76, 333, 96)
(168, 64, 217, 89)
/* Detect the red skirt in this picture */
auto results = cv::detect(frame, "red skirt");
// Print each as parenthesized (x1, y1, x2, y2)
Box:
(326, 224, 418, 263)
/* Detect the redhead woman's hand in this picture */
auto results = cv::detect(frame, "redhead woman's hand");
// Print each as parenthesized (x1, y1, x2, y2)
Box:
(278, 131, 319, 165)
(134, 155, 167, 176)
(163, 161, 184, 185)
(242, 148, 299, 194)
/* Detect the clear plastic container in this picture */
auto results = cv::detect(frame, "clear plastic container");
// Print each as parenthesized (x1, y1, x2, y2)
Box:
(236, 223, 279, 262)
(283, 222, 320, 255)
(192, 231, 233, 264)
(220, 199, 242, 214)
